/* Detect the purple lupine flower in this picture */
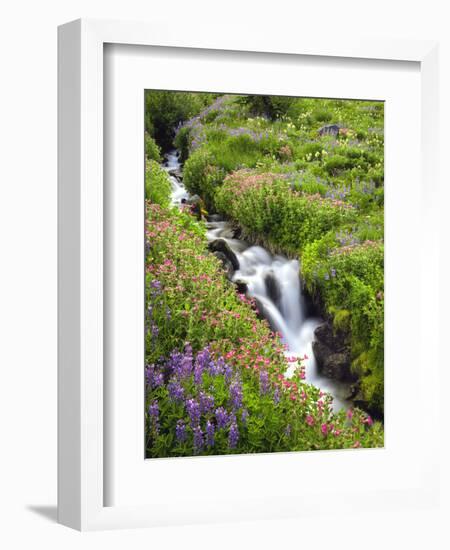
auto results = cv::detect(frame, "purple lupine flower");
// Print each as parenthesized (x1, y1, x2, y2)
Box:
(229, 379, 243, 410)
(223, 363, 233, 382)
(259, 370, 270, 395)
(152, 371, 164, 388)
(273, 387, 280, 405)
(215, 407, 229, 429)
(199, 392, 215, 415)
(151, 323, 159, 338)
(148, 400, 159, 420)
(186, 399, 201, 428)
(167, 379, 184, 403)
(205, 420, 215, 448)
(145, 362, 163, 388)
(228, 421, 239, 449)
(169, 344, 193, 379)
(193, 426, 204, 453)
(175, 420, 186, 443)
(150, 280, 161, 290)
(148, 401, 159, 434)
(241, 408, 249, 426)
(284, 424, 292, 437)
(209, 356, 225, 376)
(145, 363, 154, 387)
(195, 346, 211, 370)
(330, 268, 336, 278)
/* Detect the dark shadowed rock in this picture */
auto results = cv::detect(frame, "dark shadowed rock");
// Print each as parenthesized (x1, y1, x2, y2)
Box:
(207, 214, 223, 222)
(208, 239, 240, 272)
(212, 252, 234, 279)
(234, 279, 248, 295)
(312, 341, 354, 382)
(314, 323, 338, 350)
(318, 124, 340, 137)
(312, 321, 355, 382)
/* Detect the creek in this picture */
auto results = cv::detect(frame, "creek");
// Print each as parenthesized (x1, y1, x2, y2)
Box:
(164, 150, 352, 411)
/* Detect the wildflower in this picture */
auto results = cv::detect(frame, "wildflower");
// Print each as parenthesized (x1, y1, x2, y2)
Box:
(284, 424, 292, 437)
(306, 414, 314, 426)
(223, 363, 233, 382)
(347, 409, 354, 420)
(199, 391, 215, 415)
(193, 426, 204, 453)
(151, 323, 159, 338)
(215, 407, 229, 429)
(185, 399, 201, 428)
(175, 420, 186, 443)
(148, 401, 160, 434)
(273, 388, 280, 405)
(228, 422, 239, 449)
(168, 379, 184, 403)
(259, 370, 270, 395)
(321, 423, 328, 436)
(229, 379, 243, 410)
(364, 415, 373, 426)
(205, 420, 215, 447)
(241, 409, 249, 426)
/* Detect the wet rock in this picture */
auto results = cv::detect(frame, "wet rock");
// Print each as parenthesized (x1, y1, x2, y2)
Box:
(217, 226, 237, 240)
(213, 252, 235, 279)
(208, 239, 240, 272)
(312, 341, 354, 382)
(312, 321, 355, 382)
(314, 322, 339, 350)
(318, 124, 340, 137)
(168, 168, 183, 181)
(264, 271, 281, 305)
(207, 214, 223, 222)
(234, 279, 248, 295)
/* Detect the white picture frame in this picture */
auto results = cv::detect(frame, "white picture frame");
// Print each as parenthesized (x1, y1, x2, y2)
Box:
(58, 18, 440, 531)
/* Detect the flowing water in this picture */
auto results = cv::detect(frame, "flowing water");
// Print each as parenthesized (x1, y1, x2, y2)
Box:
(164, 151, 351, 410)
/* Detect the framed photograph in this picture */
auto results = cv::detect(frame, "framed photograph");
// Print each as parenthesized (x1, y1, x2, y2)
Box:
(58, 18, 440, 530)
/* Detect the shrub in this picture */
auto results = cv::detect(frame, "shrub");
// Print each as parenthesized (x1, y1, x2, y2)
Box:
(145, 133, 161, 162)
(215, 170, 356, 253)
(301, 236, 384, 412)
(145, 160, 171, 206)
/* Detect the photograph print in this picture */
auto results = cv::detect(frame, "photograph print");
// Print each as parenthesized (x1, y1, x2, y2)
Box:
(144, 92, 384, 458)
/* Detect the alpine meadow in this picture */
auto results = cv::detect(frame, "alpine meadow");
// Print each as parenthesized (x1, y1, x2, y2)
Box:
(144, 91, 384, 458)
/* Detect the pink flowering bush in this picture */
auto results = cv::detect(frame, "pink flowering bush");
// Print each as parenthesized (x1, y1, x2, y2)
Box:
(215, 169, 356, 254)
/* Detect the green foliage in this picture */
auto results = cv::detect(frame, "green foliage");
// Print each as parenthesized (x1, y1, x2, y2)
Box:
(237, 95, 295, 119)
(145, 90, 215, 151)
(145, 133, 161, 162)
(145, 160, 171, 207)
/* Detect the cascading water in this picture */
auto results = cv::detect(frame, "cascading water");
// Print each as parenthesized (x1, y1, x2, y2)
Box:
(164, 150, 351, 411)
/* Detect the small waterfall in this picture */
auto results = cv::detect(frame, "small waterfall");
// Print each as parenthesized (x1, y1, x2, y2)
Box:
(165, 150, 351, 410)
(163, 151, 189, 205)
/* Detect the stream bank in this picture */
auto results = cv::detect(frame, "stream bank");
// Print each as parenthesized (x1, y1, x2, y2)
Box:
(164, 150, 357, 412)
